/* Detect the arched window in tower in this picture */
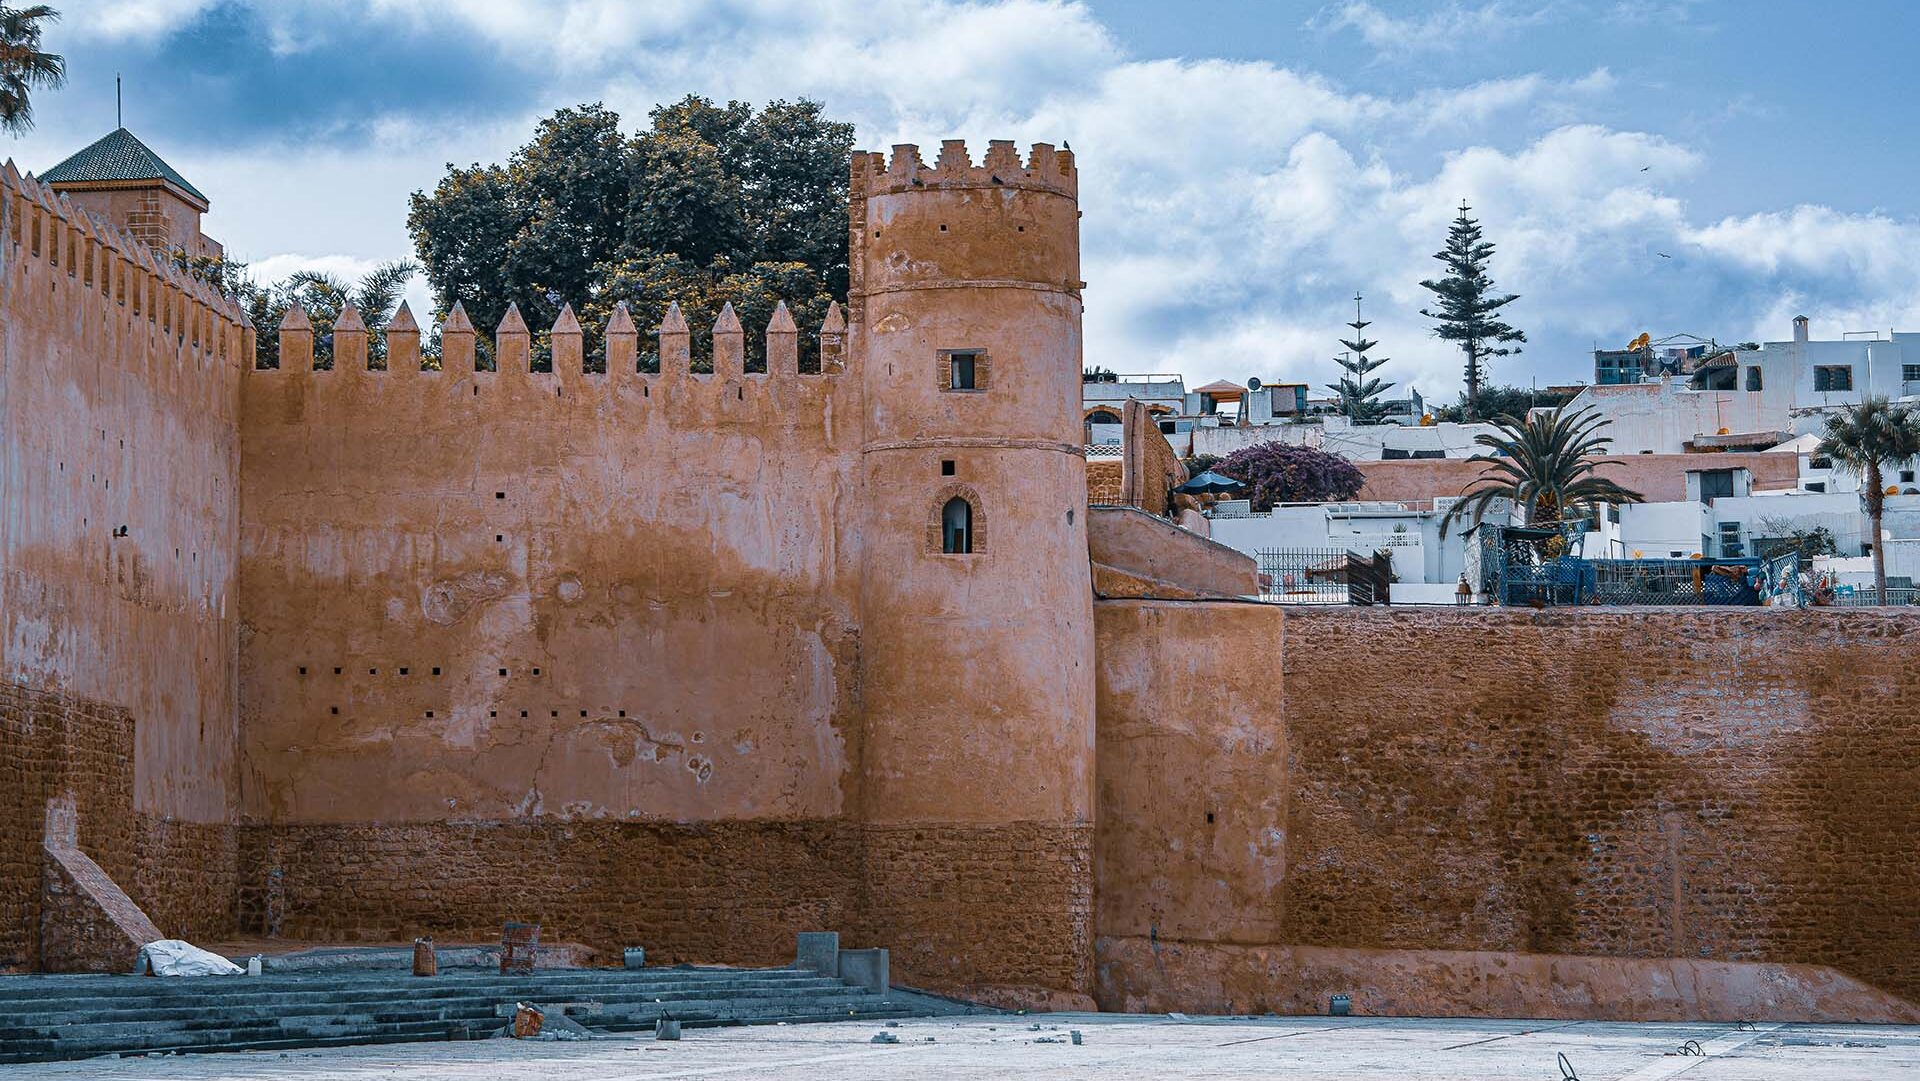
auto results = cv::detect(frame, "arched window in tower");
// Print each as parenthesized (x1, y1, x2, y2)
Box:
(942, 496, 973, 554)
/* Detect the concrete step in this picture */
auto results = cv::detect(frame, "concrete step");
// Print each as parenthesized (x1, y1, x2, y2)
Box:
(7, 989, 910, 1038)
(0, 966, 834, 1003)
(0, 974, 857, 1019)
(0, 966, 934, 1063)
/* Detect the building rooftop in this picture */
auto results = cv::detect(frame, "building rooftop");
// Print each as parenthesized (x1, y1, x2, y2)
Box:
(40, 127, 208, 207)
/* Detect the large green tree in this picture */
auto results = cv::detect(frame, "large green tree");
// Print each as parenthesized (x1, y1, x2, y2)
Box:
(0, 5, 62, 134)
(1419, 202, 1526, 416)
(407, 96, 852, 370)
(1817, 397, 1920, 604)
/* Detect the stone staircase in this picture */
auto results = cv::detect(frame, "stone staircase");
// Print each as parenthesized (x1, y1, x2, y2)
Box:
(0, 964, 940, 1063)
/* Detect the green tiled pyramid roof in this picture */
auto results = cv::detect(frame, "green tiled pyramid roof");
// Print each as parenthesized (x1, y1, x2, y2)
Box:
(40, 127, 207, 206)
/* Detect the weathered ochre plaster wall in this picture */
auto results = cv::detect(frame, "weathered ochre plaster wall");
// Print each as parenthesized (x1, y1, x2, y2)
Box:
(1094, 601, 1285, 948)
(0, 169, 246, 823)
(1094, 602, 1920, 1019)
(231, 142, 1098, 1006)
(849, 142, 1096, 1007)
(237, 342, 863, 825)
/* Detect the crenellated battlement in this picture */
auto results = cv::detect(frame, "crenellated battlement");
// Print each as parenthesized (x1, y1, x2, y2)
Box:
(851, 139, 1075, 199)
(258, 297, 849, 381)
(0, 160, 251, 368)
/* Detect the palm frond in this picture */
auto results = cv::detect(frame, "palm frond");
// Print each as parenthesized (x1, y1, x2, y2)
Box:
(1439, 404, 1644, 537)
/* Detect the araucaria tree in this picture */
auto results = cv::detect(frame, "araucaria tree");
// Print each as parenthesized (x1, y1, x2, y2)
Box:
(1817, 397, 1920, 604)
(1216, 442, 1365, 512)
(1420, 202, 1525, 416)
(407, 97, 853, 370)
(1440, 405, 1643, 536)
(0, 4, 64, 134)
(1326, 292, 1393, 423)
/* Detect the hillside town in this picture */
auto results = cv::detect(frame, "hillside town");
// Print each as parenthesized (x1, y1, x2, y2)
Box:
(1087, 316, 1920, 607)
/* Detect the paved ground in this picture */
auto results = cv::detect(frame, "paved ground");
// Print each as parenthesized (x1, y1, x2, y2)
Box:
(12, 1013, 1920, 1079)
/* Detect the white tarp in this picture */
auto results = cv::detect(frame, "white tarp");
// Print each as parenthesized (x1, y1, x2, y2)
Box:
(135, 939, 244, 977)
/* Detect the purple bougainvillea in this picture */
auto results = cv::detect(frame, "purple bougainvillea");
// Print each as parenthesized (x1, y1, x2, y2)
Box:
(1216, 441, 1365, 511)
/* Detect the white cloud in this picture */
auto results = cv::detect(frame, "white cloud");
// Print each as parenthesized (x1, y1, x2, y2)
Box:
(58, 0, 217, 40)
(1312, 1, 1558, 54)
(45, 0, 1920, 402)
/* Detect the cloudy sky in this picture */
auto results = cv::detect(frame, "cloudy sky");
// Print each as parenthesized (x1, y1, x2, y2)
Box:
(20, 0, 1920, 399)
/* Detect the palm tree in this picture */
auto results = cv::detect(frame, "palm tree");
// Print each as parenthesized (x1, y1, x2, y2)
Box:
(266, 260, 418, 368)
(1816, 397, 1920, 605)
(0, 5, 64, 135)
(1440, 405, 1644, 537)
(285, 260, 418, 328)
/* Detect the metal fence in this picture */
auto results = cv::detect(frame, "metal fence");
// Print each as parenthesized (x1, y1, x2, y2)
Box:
(1483, 522, 1787, 607)
(1256, 548, 1392, 605)
(1257, 548, 1351, 604)
(1824, 585, 1920, 607)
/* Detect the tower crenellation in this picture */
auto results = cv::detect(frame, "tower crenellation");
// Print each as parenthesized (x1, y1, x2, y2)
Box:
(854, 139, 1076, 199)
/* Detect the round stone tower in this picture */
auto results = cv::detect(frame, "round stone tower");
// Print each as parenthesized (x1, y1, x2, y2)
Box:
(850, 140, 1095, 1006)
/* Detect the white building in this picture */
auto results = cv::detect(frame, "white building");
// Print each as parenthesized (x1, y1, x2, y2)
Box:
(1190, 415, 1498, 460)
(1206, 498, 1505, 602)
(1083, 371, 1441, 458)
(1569, 316, 1920, 456)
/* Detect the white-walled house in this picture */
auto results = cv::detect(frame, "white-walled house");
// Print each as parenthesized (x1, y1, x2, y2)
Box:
(1206, 498, 1505, 598)
(1568, 316, 1920, 456)
(1190, 416, 1498, 460)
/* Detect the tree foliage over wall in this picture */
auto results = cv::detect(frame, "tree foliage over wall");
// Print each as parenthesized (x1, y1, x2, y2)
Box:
(407, 97, 853, 371)
(0, 4, 63, 134)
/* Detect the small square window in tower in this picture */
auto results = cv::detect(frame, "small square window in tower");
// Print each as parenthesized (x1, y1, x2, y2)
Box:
(941, 349, 985, 391)
(942, 497, 973, 554)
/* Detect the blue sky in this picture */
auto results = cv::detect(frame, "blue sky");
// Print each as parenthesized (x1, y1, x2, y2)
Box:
(21, 1, 1920, 399)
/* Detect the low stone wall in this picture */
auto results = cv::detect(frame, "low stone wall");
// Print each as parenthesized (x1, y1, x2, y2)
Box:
(862, 822, 1093, 1010)
(1093, 602, 1920, 1019)
(1095, 938, 1920, 1023)
(235, 820, 861, 965)
(131, 817, 238, 945)
(1087, 507, 1258, 599)
(0, 683, 136, 970)
(0, 682, 238, 970)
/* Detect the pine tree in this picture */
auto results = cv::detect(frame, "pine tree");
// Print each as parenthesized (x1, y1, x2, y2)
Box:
(1326, 292, 1393, 423)
(1419, 202, 1525, 417)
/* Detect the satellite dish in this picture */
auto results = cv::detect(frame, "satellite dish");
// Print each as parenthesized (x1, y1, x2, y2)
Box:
(1246, 377, 1263, 391)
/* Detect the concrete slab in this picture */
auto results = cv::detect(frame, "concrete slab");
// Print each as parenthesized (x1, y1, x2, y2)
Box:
(793, 932, 838, 977)
(838, 948, 888, 993)
(8, 1014, 1919, 1079)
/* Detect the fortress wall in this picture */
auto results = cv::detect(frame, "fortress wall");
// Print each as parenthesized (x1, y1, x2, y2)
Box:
(1094, 602, 1920, 1019)
(0, 166, 247, 824)
(231, 305, 870, 961)
(237, 306, 863, 827)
